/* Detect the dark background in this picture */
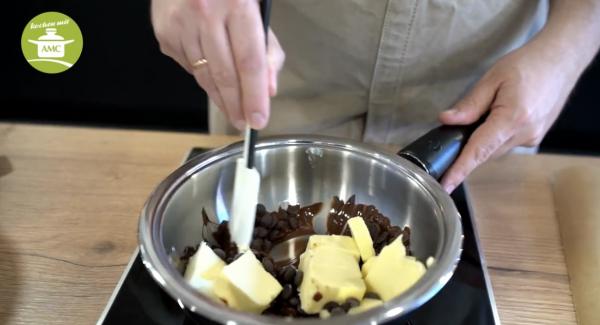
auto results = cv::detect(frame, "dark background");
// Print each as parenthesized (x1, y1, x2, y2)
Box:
(5, 1, 600, 154)
(7, 0, 208, 132)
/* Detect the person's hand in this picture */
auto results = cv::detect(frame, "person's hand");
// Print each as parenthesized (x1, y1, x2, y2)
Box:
(151, 0, 285, 130)
(438, 42, 580, 193)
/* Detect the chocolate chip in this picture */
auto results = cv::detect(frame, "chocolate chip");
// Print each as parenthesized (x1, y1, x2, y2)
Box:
(276, 219, 289, 231)
(365, 206, 376, 215)
(260, 213, 274, 228)
(250, 238, 263, 251)
(285, 209, 294, 218)
(375, 231, 388, 244)
(364, 292, 380, 300)
(389, 226, 402, 238)
(256, 203, 267, 218)
(341, 302, 351, 312)
(366, 221, 381, 239)
(282, 306, 297, 316)
(213, 222, 232, 250)
(294, 270, 304, 287)
(268, 229, 281, 241)
(331, 197, 342, 211)
(277, 266, 286, 278)
(282, 266, 296, 283)
(288, 217, 299, 229)
(289, 297, 299, 306)
(229, 245, 239, 257)
(378, 216, 388, 226)
(262, 239, 272, 252)
(287, 204, 300, 215)
(330, 306, 345, 316)
(387, 231, 402, 245)
(251, 249, 261, 258)
(323, 301, 339, 311)
(295, 307, 306, 316)
(253, 227, 268, 238)
(313, 292, 323, 301)
(402, 226, 411, 247)
(213, 248, 226, 260)
(180, 246, 197, 261)
(346, 297, 360, 308)
(281, 284, 293, 300)
(403, 225, 411, 236)
(262, 258, 274, 274)
(342, 227, 352, 237)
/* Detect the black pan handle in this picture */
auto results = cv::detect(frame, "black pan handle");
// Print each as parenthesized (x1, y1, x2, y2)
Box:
(398, 114, 487, 180)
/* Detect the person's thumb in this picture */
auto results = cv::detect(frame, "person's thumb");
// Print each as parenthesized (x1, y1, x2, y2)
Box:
(440, 75, 498, 125)
(267, 29, 285, 97)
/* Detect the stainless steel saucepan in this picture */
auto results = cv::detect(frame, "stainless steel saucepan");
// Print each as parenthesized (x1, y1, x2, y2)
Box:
(139, 122, 480, 324)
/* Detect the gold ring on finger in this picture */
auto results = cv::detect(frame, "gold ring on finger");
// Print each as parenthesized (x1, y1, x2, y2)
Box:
(192, 58, 208, 69)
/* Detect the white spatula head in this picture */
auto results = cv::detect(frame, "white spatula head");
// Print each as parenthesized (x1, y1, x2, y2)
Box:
(229, 158, 261, 251)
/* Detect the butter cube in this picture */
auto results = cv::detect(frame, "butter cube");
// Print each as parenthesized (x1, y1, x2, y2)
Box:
(348, 217, 375, 261)
(214, 274, 260, 311)
(305, 234, 360, 261)
(188, 276, 221, 301)
(381, 235, 406, 258)
(365, 236, 425, 301)
(184, 242, 226, 300)
(348, 298, 383, 315)
(319, 309, 331, 319)
(361, 235, 403, 278)
(299, 245, 366, 314)
(426, 256, 436, 268)
(214, 250, 282, 313)
(184, 242, 225, 280)
(361, 255, 377, 278)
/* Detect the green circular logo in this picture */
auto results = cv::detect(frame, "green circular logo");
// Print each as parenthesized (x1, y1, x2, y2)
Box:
(21, 12, 83, 74)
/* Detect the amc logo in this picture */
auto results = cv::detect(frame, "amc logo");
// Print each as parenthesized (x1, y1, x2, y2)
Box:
(28, 28, 74, 58)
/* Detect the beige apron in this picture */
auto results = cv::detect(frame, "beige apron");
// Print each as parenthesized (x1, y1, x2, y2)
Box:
(210, 0, 548, 149)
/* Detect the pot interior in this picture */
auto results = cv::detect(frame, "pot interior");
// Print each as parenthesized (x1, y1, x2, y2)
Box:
(161, 141, 448, 269)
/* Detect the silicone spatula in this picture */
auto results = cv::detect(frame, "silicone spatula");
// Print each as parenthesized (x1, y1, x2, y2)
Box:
(229, 0, 271, 251)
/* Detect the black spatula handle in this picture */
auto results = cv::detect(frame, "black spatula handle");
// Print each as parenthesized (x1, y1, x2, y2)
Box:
(247, 0, 271, 169)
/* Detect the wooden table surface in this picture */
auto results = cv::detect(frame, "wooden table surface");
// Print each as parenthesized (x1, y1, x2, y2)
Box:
(1, 123, 596, 325)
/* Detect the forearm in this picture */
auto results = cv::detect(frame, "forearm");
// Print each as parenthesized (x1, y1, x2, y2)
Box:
(529, 0, 600, 78)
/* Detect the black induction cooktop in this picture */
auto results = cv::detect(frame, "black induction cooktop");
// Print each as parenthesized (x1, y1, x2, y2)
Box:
(98, 147, 499, 325)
